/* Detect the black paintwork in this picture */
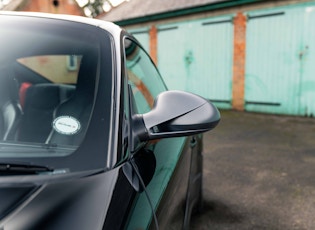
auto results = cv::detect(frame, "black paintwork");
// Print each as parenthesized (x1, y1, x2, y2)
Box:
(0, 12, 219, 230)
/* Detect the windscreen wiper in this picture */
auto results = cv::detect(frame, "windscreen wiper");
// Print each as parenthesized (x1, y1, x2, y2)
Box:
(0, 163, 54, 175)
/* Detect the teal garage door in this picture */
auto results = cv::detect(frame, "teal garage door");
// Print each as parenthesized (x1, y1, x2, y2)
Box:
(157, 16, 234, 109)
(245, 3, 315, 116)
(129, 28, 150, 53)
(301, 5, 315, 116)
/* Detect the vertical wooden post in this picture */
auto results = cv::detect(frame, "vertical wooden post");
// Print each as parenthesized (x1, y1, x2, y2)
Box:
(149, 25, 158, 65)
(232, 12, 247, 111)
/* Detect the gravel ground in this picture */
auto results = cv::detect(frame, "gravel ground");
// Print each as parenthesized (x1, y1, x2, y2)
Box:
(191, 110, 315, 230)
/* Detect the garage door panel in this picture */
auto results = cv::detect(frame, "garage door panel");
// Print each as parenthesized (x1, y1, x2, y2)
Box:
(157, 16, 233, 109)
(130, 28, 150, 53)
(195, 17, 233, 106)
(245, 8, 303, 115)
(300, 6, 315, 116)
(157, 25, 187, 91)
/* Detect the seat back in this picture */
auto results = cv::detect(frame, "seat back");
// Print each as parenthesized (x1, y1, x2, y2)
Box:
(18, 83, 75, 143)
(46, 55, 97, 146)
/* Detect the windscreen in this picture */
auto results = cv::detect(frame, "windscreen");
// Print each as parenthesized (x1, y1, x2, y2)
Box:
(0, 15, 112, 173)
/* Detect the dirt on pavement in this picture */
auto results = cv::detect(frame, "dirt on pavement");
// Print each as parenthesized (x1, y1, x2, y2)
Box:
(191, 110, 315, 230)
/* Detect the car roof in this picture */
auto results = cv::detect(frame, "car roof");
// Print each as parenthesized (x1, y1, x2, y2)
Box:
(0, 11, 128, 66)
(0, 11, 123, 39)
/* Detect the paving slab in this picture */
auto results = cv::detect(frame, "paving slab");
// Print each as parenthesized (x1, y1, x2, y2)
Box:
(191, 110, 315, 230)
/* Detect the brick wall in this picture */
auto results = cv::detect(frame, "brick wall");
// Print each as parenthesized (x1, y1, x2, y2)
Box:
(149, 26, 158, 65)
(20, 0, 84, 16)
(232, 12, 247, 111)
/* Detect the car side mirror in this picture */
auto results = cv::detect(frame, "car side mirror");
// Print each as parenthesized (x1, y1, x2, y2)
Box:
(132, 90, 220, 142)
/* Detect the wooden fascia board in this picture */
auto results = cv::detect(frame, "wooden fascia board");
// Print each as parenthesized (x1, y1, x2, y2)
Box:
(115, 0, 263, 26)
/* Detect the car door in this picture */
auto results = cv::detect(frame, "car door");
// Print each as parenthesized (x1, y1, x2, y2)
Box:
(123, 37, 197, 230)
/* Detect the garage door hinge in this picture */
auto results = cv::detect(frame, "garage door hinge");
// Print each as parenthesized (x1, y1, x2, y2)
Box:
(247, 12, 285, 21)
(202, 18, 234, 26)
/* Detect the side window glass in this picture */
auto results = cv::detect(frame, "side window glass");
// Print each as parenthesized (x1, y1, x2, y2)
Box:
(124, 38, 166, 114)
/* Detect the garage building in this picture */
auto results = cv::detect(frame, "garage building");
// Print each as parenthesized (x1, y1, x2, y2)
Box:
(100, 0, 315, 117)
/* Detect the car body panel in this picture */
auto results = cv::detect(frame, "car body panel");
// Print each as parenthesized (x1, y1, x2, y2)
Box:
(0, 12, 219, 230)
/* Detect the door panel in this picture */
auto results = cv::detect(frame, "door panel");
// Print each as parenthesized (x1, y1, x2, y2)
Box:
(157, 16, 234, 109)
(126, 137, 189, 229)
(192, 18, 234, 109)
(245, 8, 302, 115)
(300, 6, 315, 116)
(157, 25, 187, 91)
(129, 28, 150, 53)
(245, 4, 315, 116)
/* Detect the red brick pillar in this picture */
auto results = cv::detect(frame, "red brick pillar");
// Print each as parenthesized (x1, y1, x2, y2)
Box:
(232, 12, 247, 111)
(149, 25, 158, 65)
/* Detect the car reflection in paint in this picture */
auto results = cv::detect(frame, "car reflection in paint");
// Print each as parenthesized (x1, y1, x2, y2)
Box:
(0, 12, 220, 230)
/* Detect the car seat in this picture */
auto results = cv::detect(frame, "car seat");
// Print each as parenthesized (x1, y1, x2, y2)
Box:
(18, 83, 75, 143)
(45, 55, 97, 146)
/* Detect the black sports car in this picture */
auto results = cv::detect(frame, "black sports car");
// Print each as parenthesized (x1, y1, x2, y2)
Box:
(0, 12, 220, 230)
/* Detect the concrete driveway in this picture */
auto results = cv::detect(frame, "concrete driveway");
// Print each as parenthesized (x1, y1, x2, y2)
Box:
(191, 110, 315, 230)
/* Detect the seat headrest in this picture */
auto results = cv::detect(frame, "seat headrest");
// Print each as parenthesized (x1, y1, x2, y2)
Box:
(75, 54, 98, 98)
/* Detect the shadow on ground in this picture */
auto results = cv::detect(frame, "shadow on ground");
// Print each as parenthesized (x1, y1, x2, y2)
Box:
(195, 199, 244, 224)
(191, 110, 315, 230)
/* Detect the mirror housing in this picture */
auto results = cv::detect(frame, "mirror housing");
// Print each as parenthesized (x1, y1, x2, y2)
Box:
(132, 90, 220, 142)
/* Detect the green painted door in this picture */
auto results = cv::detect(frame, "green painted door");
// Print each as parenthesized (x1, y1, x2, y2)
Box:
(245, 3, 315, 116)
(157, 16, 234, 109)
(300, 5, 315, 116)
(129, 28, 150, 53)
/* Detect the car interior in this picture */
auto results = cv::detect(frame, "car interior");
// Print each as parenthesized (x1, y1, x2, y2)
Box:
(0, 53, 96, 147)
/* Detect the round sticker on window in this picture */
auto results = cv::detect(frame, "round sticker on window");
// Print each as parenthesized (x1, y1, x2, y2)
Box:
(53, 116, 81, 135)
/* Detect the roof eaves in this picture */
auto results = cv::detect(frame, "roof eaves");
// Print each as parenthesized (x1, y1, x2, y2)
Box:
(114, 0, 263, 26)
